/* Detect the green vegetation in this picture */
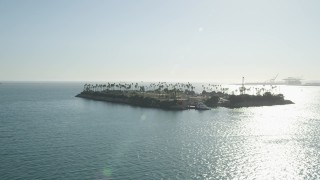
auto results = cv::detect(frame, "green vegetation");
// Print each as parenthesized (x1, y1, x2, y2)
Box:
(204, 96, 220, 107)
(229, 92, 284, 104)
(76, 82, 293, 110)
(226, 92, 293, 108)
(77, 87, 186, 110)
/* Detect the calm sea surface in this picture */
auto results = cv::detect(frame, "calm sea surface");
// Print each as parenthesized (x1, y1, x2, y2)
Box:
(1, 83, 320, 179)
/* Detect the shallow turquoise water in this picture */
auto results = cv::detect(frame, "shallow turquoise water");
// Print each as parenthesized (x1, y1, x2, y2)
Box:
(1, 83, 320, 179)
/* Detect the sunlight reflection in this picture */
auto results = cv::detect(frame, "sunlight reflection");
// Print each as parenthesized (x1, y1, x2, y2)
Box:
(252, 140, 302, 179)
(248, 107, 294, 136)
(236, 102, 313, 179)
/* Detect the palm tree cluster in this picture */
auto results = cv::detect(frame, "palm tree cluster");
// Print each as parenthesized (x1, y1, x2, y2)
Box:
(82, 82, 198, 99)
(83, 82, 140, 92)
(235, 85, 279, 96)
(201, 84, 229, 94)
(82, 82, 280, 99)
(83, 82, 196, 92)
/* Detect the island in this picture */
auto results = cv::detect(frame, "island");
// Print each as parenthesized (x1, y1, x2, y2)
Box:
(76, 82, 294, 110)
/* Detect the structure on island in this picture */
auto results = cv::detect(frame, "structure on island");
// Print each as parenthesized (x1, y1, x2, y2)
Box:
(75, 81, 294, 110)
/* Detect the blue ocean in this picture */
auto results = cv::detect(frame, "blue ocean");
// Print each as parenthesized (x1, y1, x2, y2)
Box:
(1, 83, 320, 179)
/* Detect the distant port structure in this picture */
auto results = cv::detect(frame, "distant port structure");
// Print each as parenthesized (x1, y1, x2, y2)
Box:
(243, 74, 307, 86)
(264, 74, 278, 85)
(265, 74, 303, 85)
(282, 77, 303, 85)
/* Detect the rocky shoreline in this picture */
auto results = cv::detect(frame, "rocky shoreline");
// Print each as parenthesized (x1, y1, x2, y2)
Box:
(76, 93, 188, 110)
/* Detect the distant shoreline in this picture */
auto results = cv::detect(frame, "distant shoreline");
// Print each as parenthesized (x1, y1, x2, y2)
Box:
(233, 82, 320, 86)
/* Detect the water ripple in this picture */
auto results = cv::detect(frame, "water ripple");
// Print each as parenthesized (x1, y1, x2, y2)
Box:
(1, 84, 320, 179)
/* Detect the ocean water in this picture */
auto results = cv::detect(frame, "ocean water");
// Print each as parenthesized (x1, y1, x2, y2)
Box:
(1, 83, 320, 179)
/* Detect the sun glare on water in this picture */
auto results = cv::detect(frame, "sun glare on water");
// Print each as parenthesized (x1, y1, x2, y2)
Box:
(232, 86, 319, 179)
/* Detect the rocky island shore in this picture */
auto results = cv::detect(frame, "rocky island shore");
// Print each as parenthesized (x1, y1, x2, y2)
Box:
(76, 82, 294, 110)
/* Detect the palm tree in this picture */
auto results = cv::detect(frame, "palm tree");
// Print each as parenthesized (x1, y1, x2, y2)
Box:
(140, 86, 145, 92)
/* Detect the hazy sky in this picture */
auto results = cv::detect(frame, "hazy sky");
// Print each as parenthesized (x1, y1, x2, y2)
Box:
(1, 0, 319, 82)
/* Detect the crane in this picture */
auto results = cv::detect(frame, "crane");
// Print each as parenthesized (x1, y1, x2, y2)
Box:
(264, 74, 278, 85)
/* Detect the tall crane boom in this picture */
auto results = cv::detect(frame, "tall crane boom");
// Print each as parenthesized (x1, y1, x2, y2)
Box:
(271, 74, 278, 82)
(264, 74, 278, 85)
